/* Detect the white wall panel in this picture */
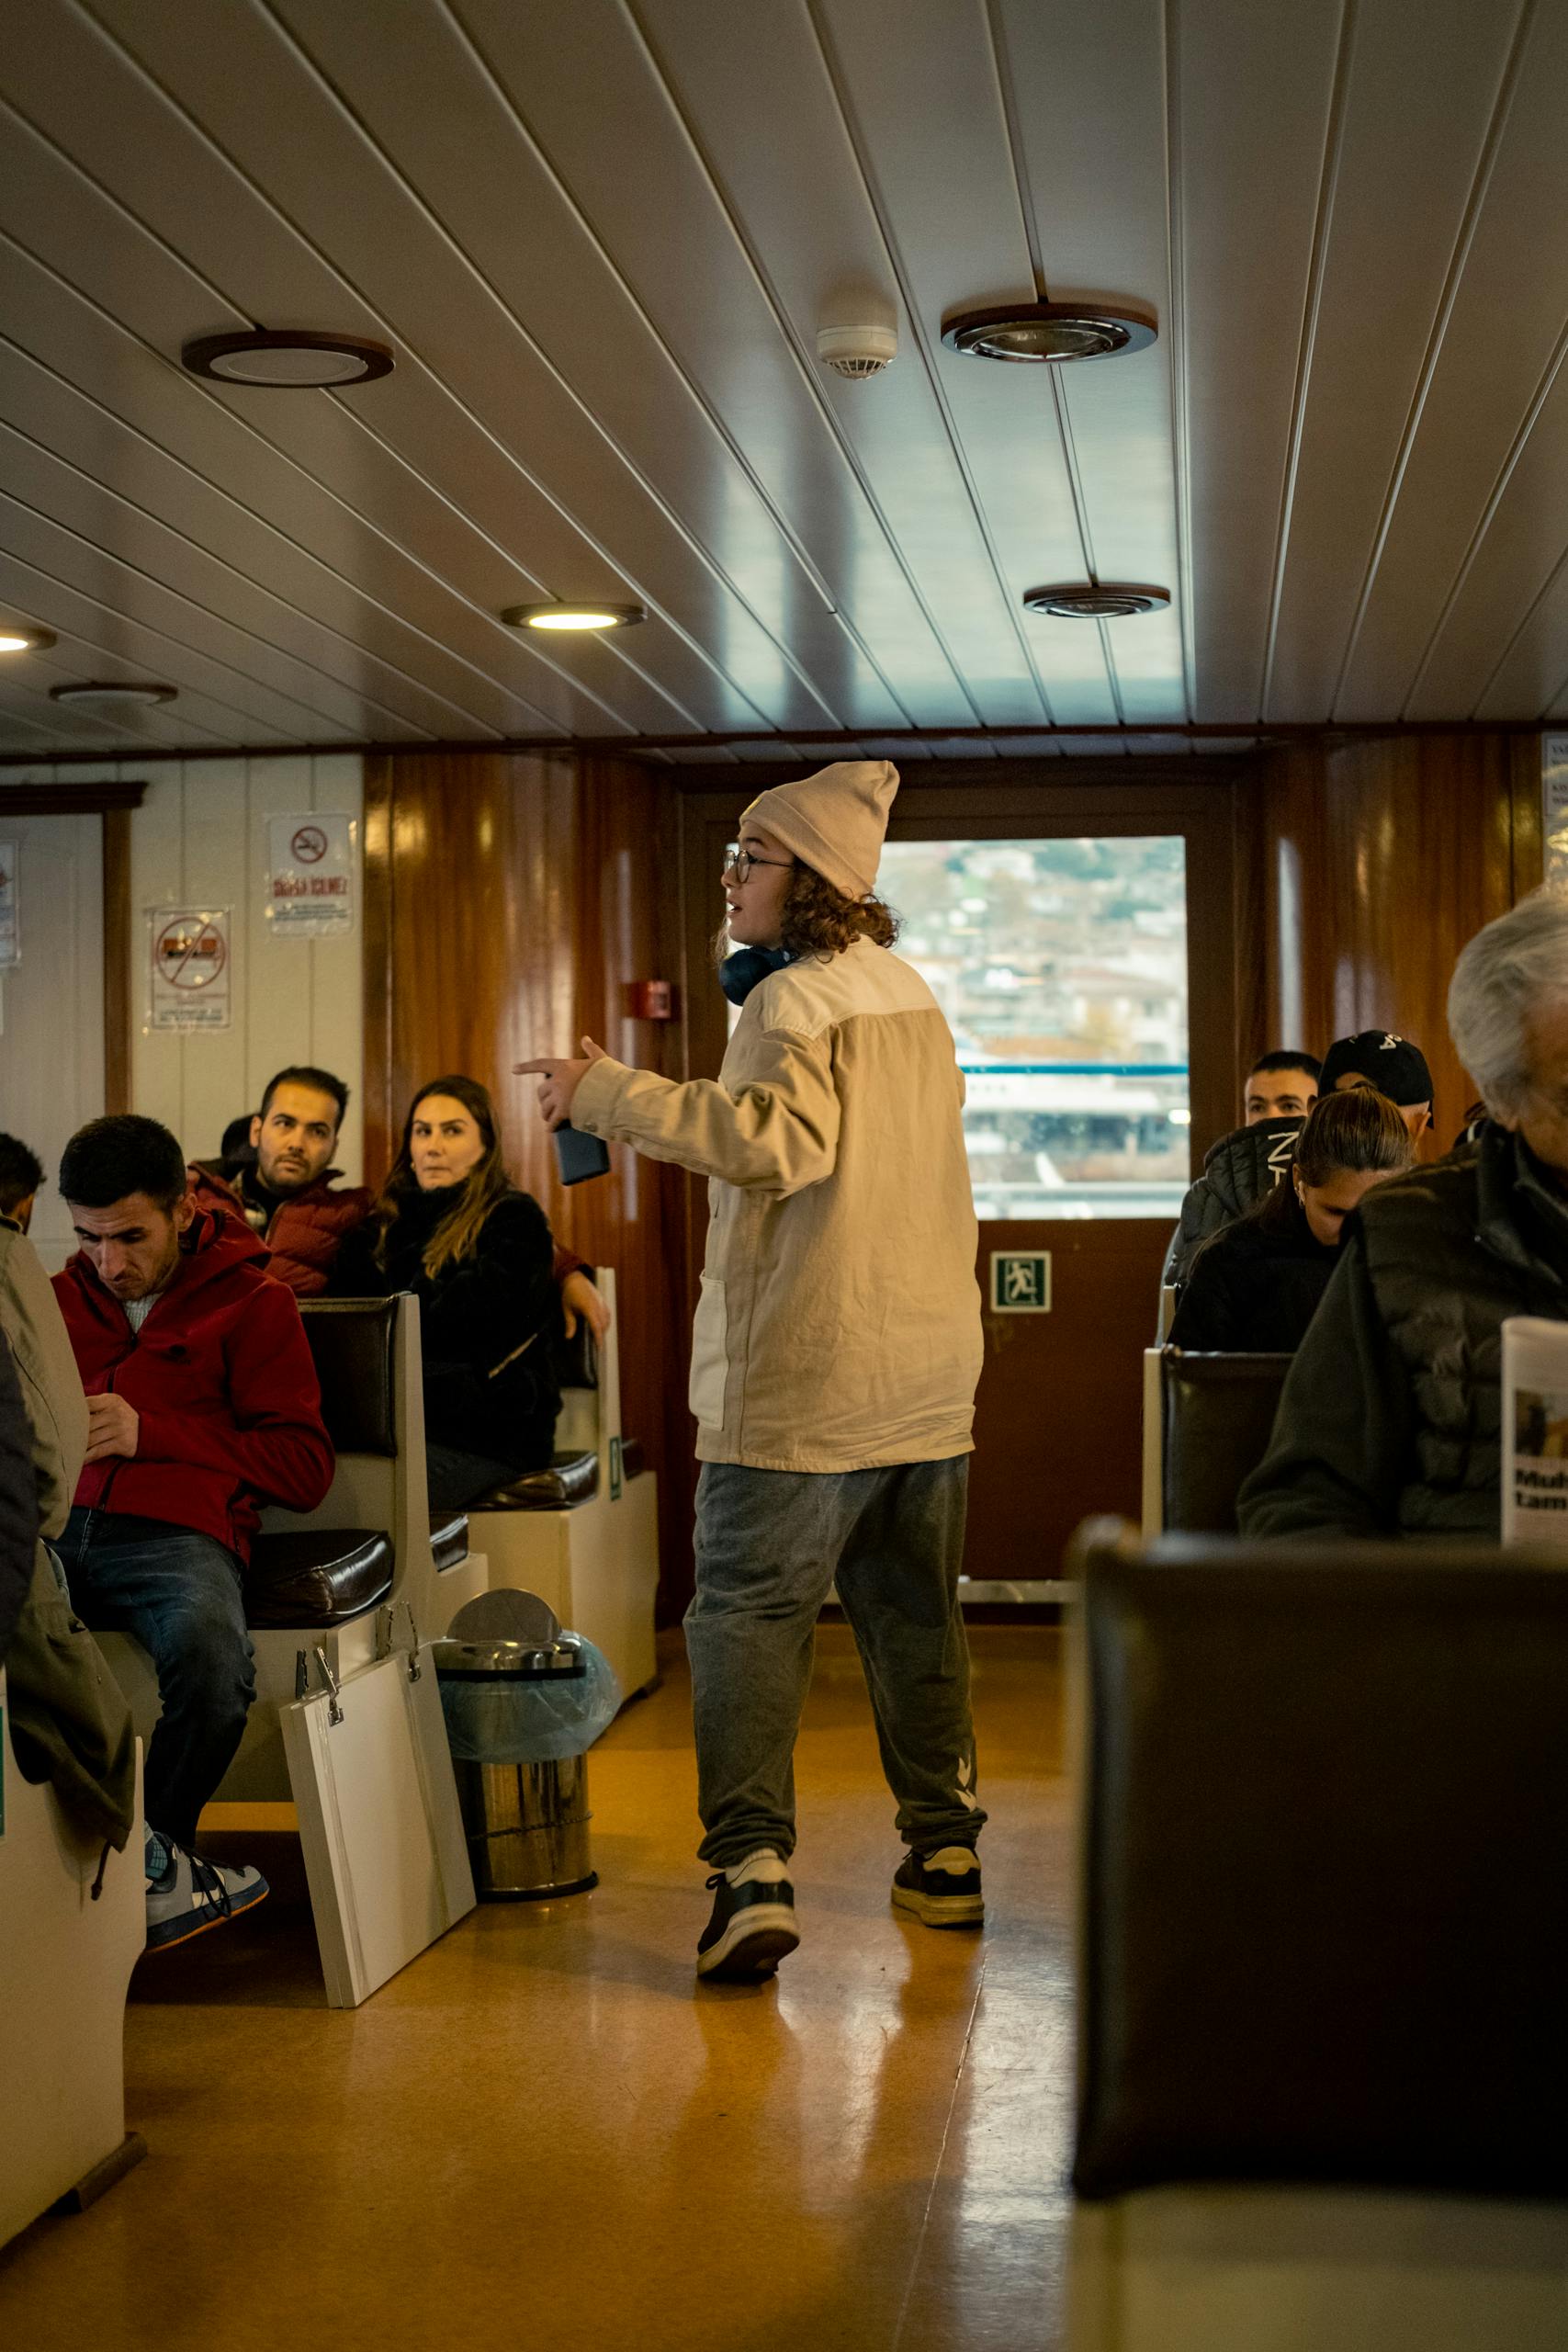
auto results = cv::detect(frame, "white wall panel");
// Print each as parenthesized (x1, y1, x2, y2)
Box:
(129, 755, 365, 1184)
(0, 782, 109, 1272)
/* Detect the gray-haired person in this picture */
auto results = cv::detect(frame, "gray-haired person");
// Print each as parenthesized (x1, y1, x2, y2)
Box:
(1240, 886, 1568, 1541)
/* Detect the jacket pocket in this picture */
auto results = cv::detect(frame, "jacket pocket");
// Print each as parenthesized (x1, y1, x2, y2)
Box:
(688, 1275, 728, 1430)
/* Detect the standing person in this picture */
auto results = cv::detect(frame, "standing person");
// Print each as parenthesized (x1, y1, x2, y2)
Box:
(1168, 1090, 1414, 1353)
(332, 1078, 563, 1511)
(520, 761, 986, 1985)
(191, 1061, 610, 1339)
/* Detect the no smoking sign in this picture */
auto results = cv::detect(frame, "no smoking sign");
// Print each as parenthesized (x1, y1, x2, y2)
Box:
(148, 906, 232, 1031)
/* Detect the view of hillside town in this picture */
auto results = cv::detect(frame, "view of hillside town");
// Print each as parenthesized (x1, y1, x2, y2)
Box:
(878, 836, 1190, 1219)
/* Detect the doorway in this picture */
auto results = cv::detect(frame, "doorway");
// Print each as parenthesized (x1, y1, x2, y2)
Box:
(678, 764, 1248, 1590)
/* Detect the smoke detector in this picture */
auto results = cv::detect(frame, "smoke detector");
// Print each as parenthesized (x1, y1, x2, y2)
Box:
(817, 322, 897, 379)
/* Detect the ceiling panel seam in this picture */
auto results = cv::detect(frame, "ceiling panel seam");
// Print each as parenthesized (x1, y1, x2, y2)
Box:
(803, 0, 1063, 729)
(612, 0, 986, 726)
(1258, 0, 1356, 719)
(0, 377, 453, 741)
(1402, 307, 1568, 718)
(0, 527, 329, 743)
(1325, 0, 1536, 717)
(0, 130, 583, 735)
(439, 0, 932, 729)
(241, 0, 853, 728)
(72, 0, 838, 733)
(1160, 0, 1197, 718)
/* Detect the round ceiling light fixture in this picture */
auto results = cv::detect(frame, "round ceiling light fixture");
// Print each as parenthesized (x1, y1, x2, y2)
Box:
(0, 622, 56, 654)
(51, 681, 179, 710)
(1023, 582, 1170, 620)
(942, 300, 1157, 364)
(502, 602, 647, 632)
(182, 330, 395, 388)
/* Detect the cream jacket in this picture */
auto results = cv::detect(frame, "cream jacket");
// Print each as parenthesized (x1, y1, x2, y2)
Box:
(573, 938, 982, 1473)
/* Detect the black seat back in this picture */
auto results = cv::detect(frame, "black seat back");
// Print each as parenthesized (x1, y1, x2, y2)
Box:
(557, 1314, 598, 1392)
(298, 1297, 399, 1456)
(1162, 1349, 1292, 1532)
(1070, 1522, 1568, 2199)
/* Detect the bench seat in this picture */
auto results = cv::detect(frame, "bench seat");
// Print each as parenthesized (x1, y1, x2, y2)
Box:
(428, 1509, 469, 1573)
(479, 1450, 599, 1511)
(243, 1527, 393, 1629)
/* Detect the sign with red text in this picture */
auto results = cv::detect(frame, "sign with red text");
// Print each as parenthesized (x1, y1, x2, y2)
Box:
(148, 907, 231, 1032)
(265, 812, 355, 938)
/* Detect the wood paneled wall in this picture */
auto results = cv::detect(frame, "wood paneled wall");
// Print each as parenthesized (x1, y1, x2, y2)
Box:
(1256, 733, 1543, 1144)
(363, 751, 694, 1618)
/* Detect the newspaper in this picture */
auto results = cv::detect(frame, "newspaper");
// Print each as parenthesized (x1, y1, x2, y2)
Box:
(1501, 1316, 1568, 1542)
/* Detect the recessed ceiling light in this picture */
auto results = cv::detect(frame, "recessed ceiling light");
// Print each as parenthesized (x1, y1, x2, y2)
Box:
(1023, 583, 1171, 619)
(942, 301, 1157, 364)
(502, 602, 647, 632)
(182, 330, 395, 388)
(0, 623, 56, 654)
(51, 682, 178, 710)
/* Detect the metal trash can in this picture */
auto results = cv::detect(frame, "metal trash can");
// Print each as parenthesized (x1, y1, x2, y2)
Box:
(434, 1590, 619, 1902)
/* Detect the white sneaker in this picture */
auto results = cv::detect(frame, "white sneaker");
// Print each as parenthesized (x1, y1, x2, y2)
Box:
(144, 1830, 269, 1952)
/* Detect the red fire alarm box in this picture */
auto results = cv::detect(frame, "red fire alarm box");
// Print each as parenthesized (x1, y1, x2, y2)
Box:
(626, 980, 675, 1022)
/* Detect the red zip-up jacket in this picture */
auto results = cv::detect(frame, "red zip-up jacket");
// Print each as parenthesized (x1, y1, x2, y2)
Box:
(53, 1209, 334, 1563)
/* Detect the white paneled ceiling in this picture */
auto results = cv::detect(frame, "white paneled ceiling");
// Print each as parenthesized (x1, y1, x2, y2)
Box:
(0, 0, 1560, 762)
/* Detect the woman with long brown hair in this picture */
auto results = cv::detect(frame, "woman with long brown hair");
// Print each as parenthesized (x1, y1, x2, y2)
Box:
(1169, 1086, 1416, 1354)
(333, 1076, 560, 1509)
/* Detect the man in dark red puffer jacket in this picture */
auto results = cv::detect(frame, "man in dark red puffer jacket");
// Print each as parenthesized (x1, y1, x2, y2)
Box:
(54, 1114, 333, 1952)
(188, 1064, 372, 1297)
(190, 1062, 609, 1337)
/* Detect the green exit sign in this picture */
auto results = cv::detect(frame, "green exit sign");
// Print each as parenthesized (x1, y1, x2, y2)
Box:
(990, 1251, 1052, 1314)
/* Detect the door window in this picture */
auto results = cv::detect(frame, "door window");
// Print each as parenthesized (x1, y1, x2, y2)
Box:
(879, 837, 1190, 1220)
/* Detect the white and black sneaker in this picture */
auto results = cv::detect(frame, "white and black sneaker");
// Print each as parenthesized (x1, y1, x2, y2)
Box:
(891, 1845, 984, 1928)
(696, 1850, 800, 1983)
(144, 1829, 269, 1952)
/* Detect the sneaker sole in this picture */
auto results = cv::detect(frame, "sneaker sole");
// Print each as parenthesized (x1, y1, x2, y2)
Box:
(891, 1883, 985, 1929)
(145, 1880, 269, 1954)
(696, 1904, 801, 1983)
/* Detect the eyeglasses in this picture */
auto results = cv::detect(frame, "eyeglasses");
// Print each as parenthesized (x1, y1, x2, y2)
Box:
(722, 844, 795, 886)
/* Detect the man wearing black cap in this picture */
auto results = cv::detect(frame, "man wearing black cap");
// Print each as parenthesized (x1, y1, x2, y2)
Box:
(1317, 1032, 1434, 1141)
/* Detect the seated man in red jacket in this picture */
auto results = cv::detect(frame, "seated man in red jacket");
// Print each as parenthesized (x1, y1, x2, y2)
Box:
(190, 1062, 610, 1337)
(53, 1114, 334, 1951)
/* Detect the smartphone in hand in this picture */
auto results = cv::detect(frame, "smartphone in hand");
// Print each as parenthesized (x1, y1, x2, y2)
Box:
(553, 1122, 611, 1186)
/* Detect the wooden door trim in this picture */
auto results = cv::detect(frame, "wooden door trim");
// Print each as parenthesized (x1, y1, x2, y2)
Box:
(101, 808, 131, 1114)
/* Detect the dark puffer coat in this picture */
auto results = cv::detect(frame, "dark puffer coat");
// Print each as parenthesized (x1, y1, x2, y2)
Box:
(1239, 1124, 1568, 1540)
(1161, 1117, 1305, 1295)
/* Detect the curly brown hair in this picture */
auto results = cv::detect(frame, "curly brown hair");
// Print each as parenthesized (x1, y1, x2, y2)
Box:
(778, 864, 900, 957)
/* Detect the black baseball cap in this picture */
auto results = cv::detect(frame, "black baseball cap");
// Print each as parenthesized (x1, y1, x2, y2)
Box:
(1318, 1031, 1433, 1108)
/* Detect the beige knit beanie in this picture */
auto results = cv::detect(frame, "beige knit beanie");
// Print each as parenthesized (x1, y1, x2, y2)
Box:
(739, 760, 900, 901)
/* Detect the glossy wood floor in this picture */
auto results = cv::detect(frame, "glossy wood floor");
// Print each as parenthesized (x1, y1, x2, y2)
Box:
(0, 1623, 1070, 2352)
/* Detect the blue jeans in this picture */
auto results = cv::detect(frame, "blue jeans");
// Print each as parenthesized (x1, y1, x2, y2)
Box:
(57, 1508, 255, 1849)
(686, 1458, 986, 1870)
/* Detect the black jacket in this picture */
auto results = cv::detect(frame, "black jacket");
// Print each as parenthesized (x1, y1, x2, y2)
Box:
(1239, 1125, 1568, 1541)
(1161, 1117, 1305, 1294)
(333, 1185, 561, 1471)
(1168, 1202, 1340, 1354)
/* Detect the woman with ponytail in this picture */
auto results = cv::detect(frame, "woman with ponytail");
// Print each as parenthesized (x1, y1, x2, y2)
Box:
(1169, 1087, 1415, 1354)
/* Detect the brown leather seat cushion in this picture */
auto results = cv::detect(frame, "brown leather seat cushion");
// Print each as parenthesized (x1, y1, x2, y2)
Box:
(620, 1438, 646, 1481)
(244, 1528, 393, 1629)
(429, 1510, 469, 1572)
(476, 1451, 600, 1511)
(1162, 1349, 1292, 1532)
(1071, 1526, 1568, 2199)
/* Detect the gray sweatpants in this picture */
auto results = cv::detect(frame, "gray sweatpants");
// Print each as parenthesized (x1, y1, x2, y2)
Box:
(685, 1456, 987, 1870)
